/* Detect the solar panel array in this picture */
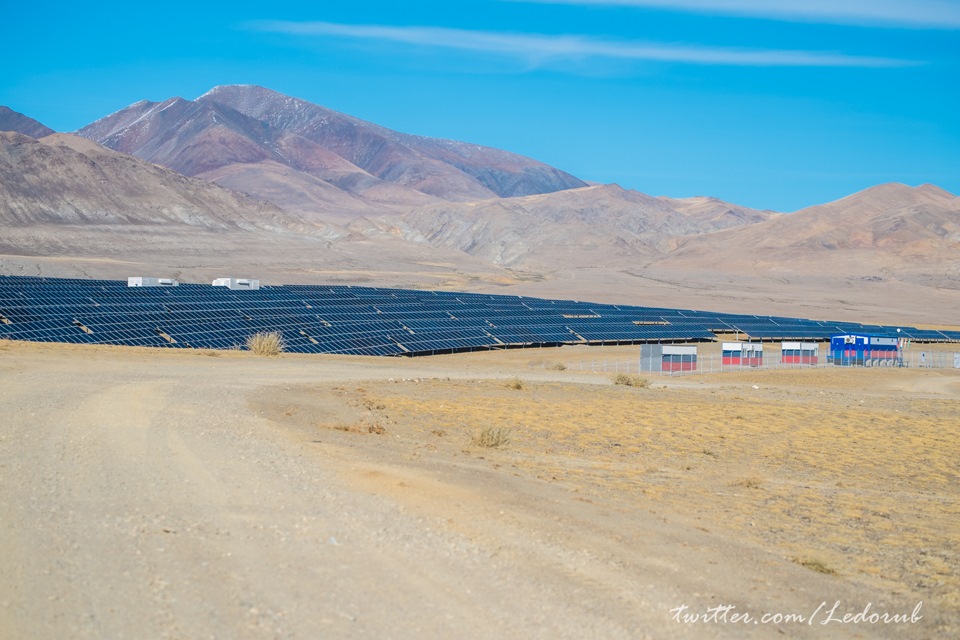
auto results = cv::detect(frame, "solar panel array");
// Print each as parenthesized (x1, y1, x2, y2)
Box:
(0, 275, 956, 356)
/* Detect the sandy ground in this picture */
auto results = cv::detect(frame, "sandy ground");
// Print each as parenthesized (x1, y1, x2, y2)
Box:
(1, 340, 957, 639)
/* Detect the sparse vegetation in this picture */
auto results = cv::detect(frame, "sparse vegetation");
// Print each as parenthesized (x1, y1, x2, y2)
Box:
(506, 377, 525, 390)
(733, 476, 763, 489)
(471, 426, 512, 448)
(245, 331, 285, 356)
(547, 362, 567, 371)
(613, 373, 649, 388)
(793, 557, 838, 575)
(333, 421, 385, 435)
(288, 371, 959, 610)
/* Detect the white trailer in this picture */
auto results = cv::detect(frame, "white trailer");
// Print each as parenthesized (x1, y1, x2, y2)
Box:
(640, 344, 698, 372)
(212, 278, 260, 291)
(127, 277, 179, 287)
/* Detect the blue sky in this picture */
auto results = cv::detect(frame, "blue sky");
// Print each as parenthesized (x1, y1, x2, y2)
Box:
(3, 0, 958, 211)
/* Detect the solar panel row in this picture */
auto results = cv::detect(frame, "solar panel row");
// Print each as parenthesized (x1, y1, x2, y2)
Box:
(0, 275, 956, 356)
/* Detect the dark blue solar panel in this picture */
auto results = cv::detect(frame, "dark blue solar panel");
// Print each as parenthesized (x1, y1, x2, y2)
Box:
(1, 275, 953, 356)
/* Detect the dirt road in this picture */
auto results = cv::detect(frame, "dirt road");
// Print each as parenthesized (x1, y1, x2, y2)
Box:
(1, 342, 954, 638)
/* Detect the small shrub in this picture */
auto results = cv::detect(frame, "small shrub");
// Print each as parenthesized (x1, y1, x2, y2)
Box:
(471, 427, 512, 448)
(548, 362, 567, 371)
(733, 476, 763, 489)
(613, 373, 649, 388)
(246, 331, 285, 356)
(506, 377, 524, 390)
(794, 557, 838, 575)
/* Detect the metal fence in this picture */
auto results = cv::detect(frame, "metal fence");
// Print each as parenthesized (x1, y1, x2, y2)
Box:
(528, 350, 960, 377)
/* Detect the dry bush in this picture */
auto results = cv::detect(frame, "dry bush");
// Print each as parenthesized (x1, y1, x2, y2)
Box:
(794, 557, 838, 575)
(613, 373, 649, 388)
(333, 421, 386, 435)
(471, 426, 512, 448)
(733, 476, 763, 489)
(547, 362, 567, 371)
(245, 331, 285, 356)
(506, 377, 525, 390)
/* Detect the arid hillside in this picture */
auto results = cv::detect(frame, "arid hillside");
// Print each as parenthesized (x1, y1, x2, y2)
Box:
(0, 131, 513, 288)
(76, 85, 588, 215)
(0, 106, 54, 139)
(658, 183, 960, 299)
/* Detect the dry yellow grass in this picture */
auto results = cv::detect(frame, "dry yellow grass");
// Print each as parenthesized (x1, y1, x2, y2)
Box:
(245, 330, 285, 356)
(323, 370, 960, 609)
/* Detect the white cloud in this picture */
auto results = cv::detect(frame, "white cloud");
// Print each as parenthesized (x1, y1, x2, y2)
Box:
(507, 0, 960, 29)
(250, 21, 917, 68)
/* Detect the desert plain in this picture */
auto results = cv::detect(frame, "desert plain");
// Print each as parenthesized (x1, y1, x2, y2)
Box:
(1, 338, 957, 639)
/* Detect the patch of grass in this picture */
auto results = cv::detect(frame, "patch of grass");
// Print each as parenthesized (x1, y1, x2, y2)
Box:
(733, 476, 763, 489)
(547, 362, 567, 371)
(471, 426, 512, 448)
(245, 331, 285, 356)
(613, 373, 649, 388)
(794, 557, 838, 575)
(506, 377, 525, 390)
(333, 422, 385, 435)
(701, 448, 719, 458)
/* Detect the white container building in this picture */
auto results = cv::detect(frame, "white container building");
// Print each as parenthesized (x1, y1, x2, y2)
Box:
(212, 278, 260, 291)
(127, 277, 179, 287)
(640, 344, 698, 372)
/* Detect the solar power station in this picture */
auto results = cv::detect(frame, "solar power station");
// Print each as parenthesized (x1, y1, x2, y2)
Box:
(1, 275, 958, 356)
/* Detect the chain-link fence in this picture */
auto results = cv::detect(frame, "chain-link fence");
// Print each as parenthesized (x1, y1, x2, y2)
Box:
(529, 349, 960, 377)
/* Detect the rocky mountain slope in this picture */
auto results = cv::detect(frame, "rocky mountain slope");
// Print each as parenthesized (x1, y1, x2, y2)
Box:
(75, 85, 588, 223)
(70, 86, 777, 268)
(0, 107, 54, 139)
(0, 132, 330, 235)
(0, 131, 513, 287)
(665, 183, 959, 270)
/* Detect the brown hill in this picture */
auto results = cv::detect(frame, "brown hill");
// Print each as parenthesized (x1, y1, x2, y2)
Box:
(0, 132, 326, 234)
(0, 106, 55, 138)
(200, 85, 588, 199)
(0, 131, 516, 288)
(656, 195, 780, 230)
(641, 183, 960, 320)
(665, 183, 959, 268)
(389, 184, 775, 269)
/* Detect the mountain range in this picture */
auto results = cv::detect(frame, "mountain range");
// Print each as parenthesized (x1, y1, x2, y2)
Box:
(1, 85, 958, 325)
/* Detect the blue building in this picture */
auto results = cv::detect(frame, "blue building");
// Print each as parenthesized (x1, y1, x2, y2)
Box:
(828, 334, 899, 366)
